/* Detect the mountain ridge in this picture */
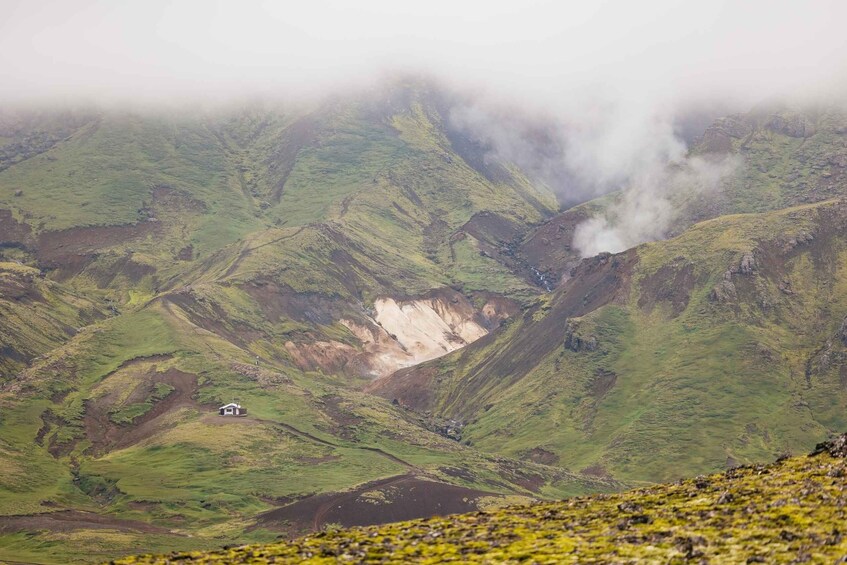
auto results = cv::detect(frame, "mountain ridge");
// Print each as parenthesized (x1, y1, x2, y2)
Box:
(2, 85, 847, 563)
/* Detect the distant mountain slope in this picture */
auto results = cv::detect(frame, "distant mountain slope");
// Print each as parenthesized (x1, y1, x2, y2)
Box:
(114, 434, 847, 564)
(3, 85, 847, 564)
(372, 199, 847, 482)
(0, 81, 558, 378)
(0, 82, 586, 564)
(519, 104, 847, 285)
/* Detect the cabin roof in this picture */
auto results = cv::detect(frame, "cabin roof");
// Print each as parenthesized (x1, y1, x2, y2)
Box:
(219, 402, 242, 409)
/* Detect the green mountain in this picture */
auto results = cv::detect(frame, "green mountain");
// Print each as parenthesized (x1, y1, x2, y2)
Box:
(2, 84, 847, 564)
(115, 434, 847, 564)
(372, 198, 847, 482)
(0, 82, 614, 564)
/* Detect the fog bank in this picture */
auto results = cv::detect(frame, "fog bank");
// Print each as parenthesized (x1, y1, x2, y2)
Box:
(3, 0, 846, 254)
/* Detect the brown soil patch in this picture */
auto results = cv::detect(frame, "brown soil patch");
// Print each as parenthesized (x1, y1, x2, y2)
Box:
(0, 510, 171, 535)
(84, 366, 199, 456)
(320, 395, 362, 429)
(0, 209, 33, 248)
(256, 474, 502, 536)
(176, 245, 194, 261)
(150, 185, 206, 213)
(284, 339, 359, 374)
(36, 221, 159, 279)
(365, 365, 438, 412)
(241, 279, 346, 325)
(591, 368, 618, 398)
(461, 212, 521, 246)
(637, 260, 698, 318)
(580, 463, 613, 478)
(518, 207, 590, 283)
(201, 413, 263, 426)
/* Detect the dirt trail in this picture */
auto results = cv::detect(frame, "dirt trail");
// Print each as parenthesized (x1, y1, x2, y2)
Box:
(222, 227, 306, 279)
(252, 416, 415, 470)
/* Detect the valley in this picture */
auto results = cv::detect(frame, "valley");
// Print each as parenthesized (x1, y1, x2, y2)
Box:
(1, 82, 847, 563)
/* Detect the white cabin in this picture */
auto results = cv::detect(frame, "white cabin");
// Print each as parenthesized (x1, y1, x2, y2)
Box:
(219, 402, 246, 416)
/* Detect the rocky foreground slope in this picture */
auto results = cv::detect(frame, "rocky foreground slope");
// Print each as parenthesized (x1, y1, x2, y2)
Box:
(113, 434, 847, 564)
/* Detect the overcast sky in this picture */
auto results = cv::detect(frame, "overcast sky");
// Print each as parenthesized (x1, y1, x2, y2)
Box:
(1, 0, 845, 106)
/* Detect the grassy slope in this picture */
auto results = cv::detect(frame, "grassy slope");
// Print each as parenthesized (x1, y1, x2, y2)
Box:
(0, 84, 573, 564)
(3, 92, 846, 563)
(113, 435, 847, 564)
(375, 200, 847, 483)
(0, 261, 105, 375)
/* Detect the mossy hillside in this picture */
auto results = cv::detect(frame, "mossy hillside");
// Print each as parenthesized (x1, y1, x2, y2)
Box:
(0, 84, 562, 562)
(381, 200, 847, 483)
(0, 261, 106, 376)
(0, 86, 555, 395)
(0, 86, 554, 303)
(112, 436, 847, 564)
(0, 291, 609, 564)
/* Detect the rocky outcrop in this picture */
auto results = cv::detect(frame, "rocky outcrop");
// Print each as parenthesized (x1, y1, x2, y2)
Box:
(811, 433, 847, 458)
(709, 252, 758, 303)
(766, 114, 816, 138)
(564, 320, 598, 352)
(700, 115, 753, 153)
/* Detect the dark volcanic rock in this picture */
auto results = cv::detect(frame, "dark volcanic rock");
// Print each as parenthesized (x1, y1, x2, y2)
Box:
(811, 433, 847, 458)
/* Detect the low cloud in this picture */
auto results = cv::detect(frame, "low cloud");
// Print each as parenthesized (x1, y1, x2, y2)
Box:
(572, 155, 742, 256)
(2, 0, 845, 255)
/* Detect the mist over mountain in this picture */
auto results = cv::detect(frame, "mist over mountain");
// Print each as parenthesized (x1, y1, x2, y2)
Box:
(7, 0, 845, 254)
(2, 1, 847, 563)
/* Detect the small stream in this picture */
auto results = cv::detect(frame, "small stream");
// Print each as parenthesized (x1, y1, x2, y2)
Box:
(531, 267, 555, 292)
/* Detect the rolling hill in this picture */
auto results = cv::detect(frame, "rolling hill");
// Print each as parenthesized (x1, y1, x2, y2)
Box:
(372, 198, 847, 482)
(0, 80, 606, 564)
(113, 433, 847, 564)
(2, 81, 847, 563)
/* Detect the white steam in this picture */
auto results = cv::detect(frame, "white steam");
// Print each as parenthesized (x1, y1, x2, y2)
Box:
(449, 88, 743, 256)
(572, 156, 741, 256)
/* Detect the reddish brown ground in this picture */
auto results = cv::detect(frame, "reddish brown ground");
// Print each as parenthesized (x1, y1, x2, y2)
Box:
(636, 260, 699, 317)
(36, 222, 159, 280)
(0, 510, 171, 534)
(83, 366, 200, 455)
(256, 474, 503, 536)
(0, 209, 33, 247)
(518, 207, 589, 282)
